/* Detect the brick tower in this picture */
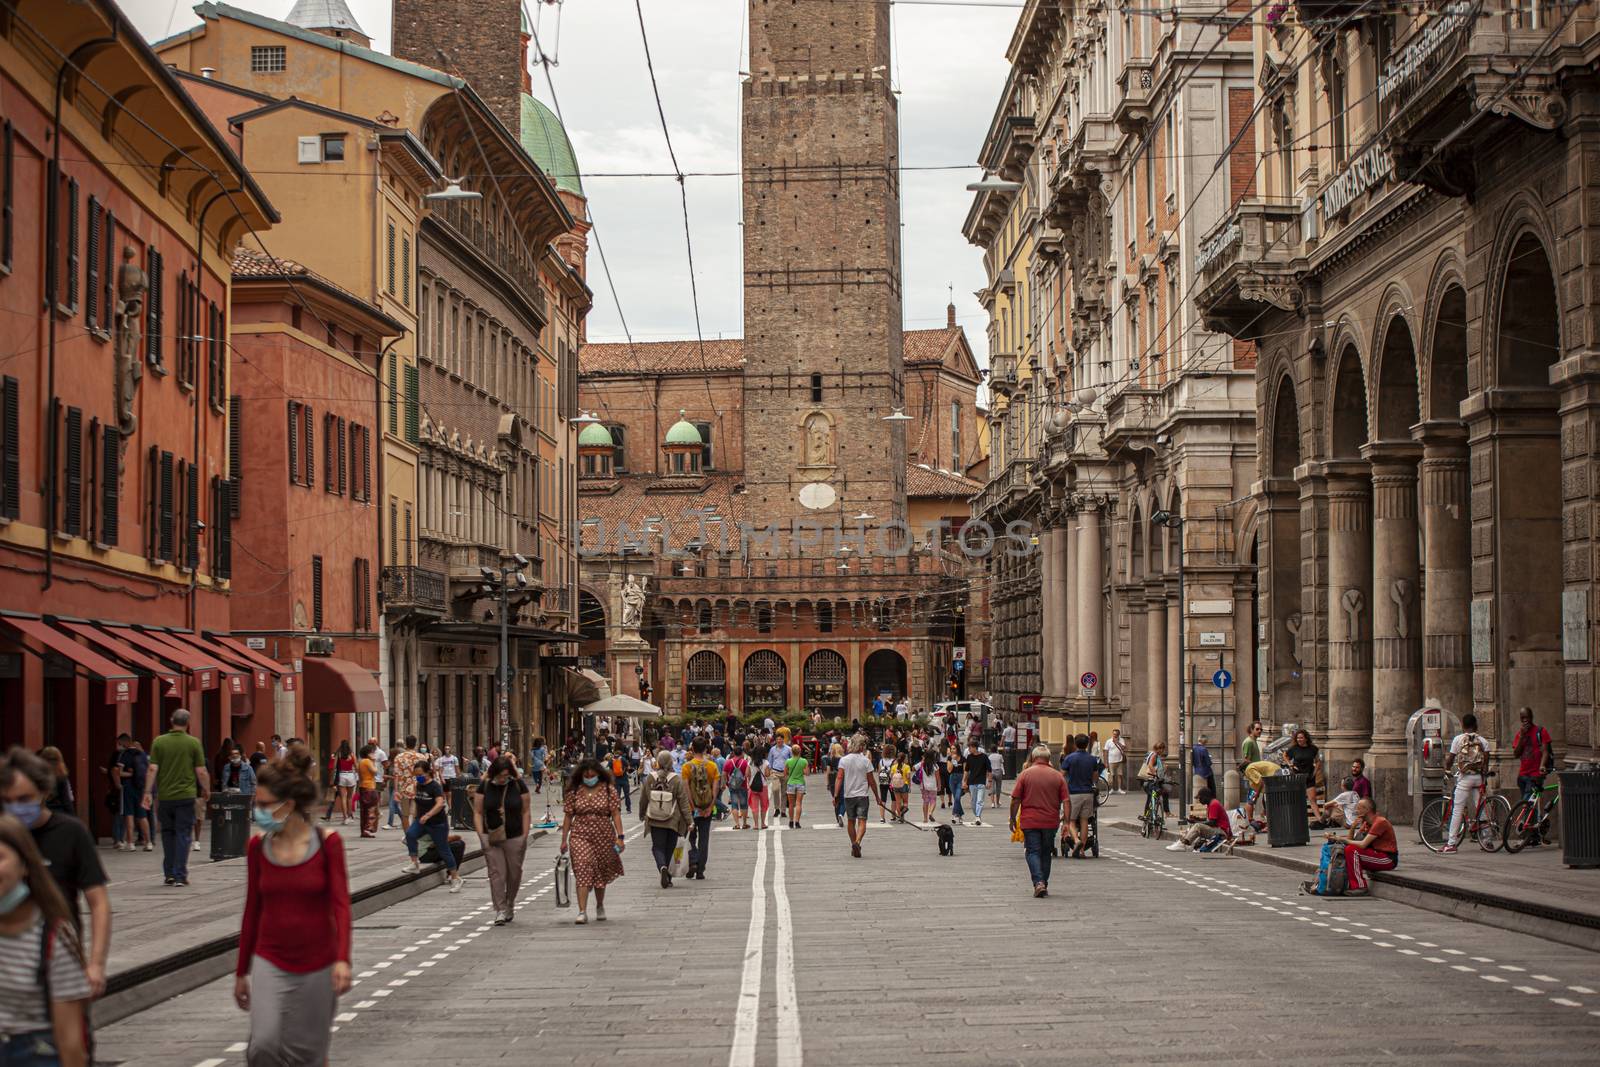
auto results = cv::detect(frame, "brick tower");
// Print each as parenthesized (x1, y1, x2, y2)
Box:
(391, 0, 523, 137)
(741, 0, 906, 531)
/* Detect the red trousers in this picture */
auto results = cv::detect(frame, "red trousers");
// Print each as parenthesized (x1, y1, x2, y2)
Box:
(1345, 844, 1396, 890)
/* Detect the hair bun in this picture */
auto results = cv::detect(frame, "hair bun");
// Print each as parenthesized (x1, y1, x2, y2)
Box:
(282, 742, 314, 775)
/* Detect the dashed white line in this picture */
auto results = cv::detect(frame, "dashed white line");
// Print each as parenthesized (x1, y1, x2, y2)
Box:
(728, 825, 770, 1067)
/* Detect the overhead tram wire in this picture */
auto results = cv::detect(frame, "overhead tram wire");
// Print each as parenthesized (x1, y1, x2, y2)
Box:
(632, 0, 726, 433)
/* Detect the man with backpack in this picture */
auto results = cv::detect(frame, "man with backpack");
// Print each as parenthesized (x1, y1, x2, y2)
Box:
(1512, 706, 1556, 805)
(682, 737, 719, 880)
(641, 751, 691, 887)
(1443, 712, 1493, 853)
(609, 747, 632, 814)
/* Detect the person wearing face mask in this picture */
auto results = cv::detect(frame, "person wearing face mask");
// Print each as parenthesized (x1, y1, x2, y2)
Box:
(235, 744, 352, 1067)
(219, 748, 256, 797)
(0, 748, 110, 999)
(397, 760, 463, 892)
(0, 813, 92, 1067)
(559, 757, 624, 925)
(472, 756, 531, 925)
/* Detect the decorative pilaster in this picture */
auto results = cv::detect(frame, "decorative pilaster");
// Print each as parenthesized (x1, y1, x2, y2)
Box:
(1415, 422, 1472, 720)
(1146, 587, 1168, 748)
(1325, 461, 1373, 766)
(1076, 499, 1105, 696)
(1364, 441, 1423, 814)
(1040, 523, 1061, 699)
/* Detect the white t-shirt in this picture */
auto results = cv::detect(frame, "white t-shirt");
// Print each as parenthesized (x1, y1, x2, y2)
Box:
(436, 754, 459, 780)
(1002, 725, 1017, 748)
(370, 746, 388, 783)
(989, 751, 1004, 777)
(763, 717, 776, 733)
(1104, 738, 1126, 765)
(1331, 790, 1359, 826)
(1449, 732, 1492, 780)
(838, 752, 875, 798)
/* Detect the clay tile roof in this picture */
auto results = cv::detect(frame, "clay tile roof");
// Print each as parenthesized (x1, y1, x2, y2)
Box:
(904, 462, 982, 498)
(579, 338, 745, 375)
(902, 326, 960, 366)
(231, 247, 313, 278)
(578, 474, 746, 551)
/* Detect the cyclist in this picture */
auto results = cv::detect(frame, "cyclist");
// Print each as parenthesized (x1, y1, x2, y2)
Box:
(1512, 706, 1555, 804)
(1137, 741, 1168, 818)
(1442, 712, 1493, 854)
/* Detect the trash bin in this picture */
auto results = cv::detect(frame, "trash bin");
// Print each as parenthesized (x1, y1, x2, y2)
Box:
(1558, 769, 1600, 869)
(1264, 772, 1309, 848)
(208, 792, 252, 861)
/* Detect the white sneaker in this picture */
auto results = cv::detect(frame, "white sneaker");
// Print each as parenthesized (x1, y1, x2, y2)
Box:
(193, 840, 201, 851)
(448, 876, 463, 893)
(575, 912, 588, 925)
(400, 861, 420, 873)
(1166, 842, 1187, 852)
(143, 842, 153, 852)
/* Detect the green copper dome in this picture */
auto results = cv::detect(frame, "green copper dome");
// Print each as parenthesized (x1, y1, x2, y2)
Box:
(520, 93, 583, 197)
(664, 415, 702, 446)
(578, 421, 614, 448)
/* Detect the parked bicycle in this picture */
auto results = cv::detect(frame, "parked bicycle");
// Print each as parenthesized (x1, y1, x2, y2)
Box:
(1503, 779, 1560, 854)
(1418, 771, 1510, 853)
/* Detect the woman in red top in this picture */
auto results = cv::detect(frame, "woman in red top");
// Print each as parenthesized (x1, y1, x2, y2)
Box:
(324, 740, 357, 824)
(235, 745, 352, 1065)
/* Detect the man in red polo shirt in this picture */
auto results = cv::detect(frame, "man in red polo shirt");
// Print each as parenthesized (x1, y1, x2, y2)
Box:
(1009, 745, 1070, 898)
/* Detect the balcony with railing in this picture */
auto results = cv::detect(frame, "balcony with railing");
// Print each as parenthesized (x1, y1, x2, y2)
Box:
(381, 565, 448, 615)
(988, 352, 1019, 395)
(1194, 198, 1307, 339)
(431, 200, 546, 313)
(1113, 58, 1155, 136)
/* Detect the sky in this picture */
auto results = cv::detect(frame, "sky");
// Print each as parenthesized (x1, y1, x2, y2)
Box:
(124, 0, 1018, 361)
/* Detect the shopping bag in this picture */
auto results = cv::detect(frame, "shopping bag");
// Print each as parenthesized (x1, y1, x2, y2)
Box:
(554, 853, 571, 908)
(1010, 827, 1024, 843)
(668, 842, 690, 878)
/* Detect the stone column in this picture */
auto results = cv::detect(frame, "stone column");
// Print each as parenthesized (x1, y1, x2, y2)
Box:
(1146, 588, 1168, 748)
(1364, 441, 1422, 815)
(1076, 500, 1105, 697)
(1039, 525, 1060, 700)
(1324, 461, 1373, 769)
(1059, 508, 1077, 705)
(1415, 424, 1472, 719)
(1049, 522, 1071, 702)
(1167, 580, 1182, 753)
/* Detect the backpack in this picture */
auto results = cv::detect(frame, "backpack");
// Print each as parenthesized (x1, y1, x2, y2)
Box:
(646, 774, 679, 822)
(726, 759, 746, 789)
(686, 760, 716, 810)
(610, 757, 624, 778)
(749, 764, 765, 793)
(1457, 734, 1489, 776)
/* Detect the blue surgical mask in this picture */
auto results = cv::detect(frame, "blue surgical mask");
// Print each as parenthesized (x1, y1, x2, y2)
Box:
(0, 882, 29, 916)
(582, 775, 599, 787)
(252, 804, 287, 833)
(416, 775, 429, 786)
(3, 801, 42, 826)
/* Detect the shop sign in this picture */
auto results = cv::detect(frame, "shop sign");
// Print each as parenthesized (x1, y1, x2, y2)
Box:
(245, 636, 267, 650)
(1320, 142, 1395, 220)
(1378, 1, 1479, 108)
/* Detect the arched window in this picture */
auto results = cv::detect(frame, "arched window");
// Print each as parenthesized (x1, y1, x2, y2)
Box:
(803, 649, 847, 712)
(743, 650, 786, 710)
(697, 602, 713, 634)
(685, 650, 726, 711)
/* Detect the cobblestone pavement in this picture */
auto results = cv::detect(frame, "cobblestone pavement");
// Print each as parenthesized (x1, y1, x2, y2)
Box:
(99, 803, 1600, 1066)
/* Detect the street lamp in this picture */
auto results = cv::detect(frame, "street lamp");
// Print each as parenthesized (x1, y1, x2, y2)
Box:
(425, 177, 482, 202)
(1152, 508, 1187, 820)
(481, 552, 532, 749)
(966, 171, 1023, 193)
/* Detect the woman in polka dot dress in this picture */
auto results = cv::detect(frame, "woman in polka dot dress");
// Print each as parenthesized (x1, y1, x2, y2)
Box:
(560, 757, 625, 924)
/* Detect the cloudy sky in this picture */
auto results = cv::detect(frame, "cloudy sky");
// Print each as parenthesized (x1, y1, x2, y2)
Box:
(125, 0, 1017, 360)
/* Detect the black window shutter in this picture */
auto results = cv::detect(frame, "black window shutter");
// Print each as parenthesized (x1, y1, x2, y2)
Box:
(65, 177, 79, 312)
(86, 198, 101, 330)
(176, 271, 190, 384)
(185, 461, 199, 569)
(312, 555, 324, 631)
(304, 405, 315, 487)
(1, 121, 12, 271)
(361, 426, 372, 501)
(101, 422, 119, 546)
(336, 415, 347, 496)
(287, 400, 299, 485)
(158, 450, 174, 561)
(146, 248, 162, 366)
(145, 446, 157, 558)
(101, 209, 115, 331)
(208, 303, 223, 409)
(228, 395, 243, 517)
(387, 353, 398, 435)
(212, 476, 233, 579)
(63, 406, 83, 536)
(403, 363, 419, 443)
(0, 376, 18, 519)
(352, 560, 361, 631)
(323, 411, 334, 491)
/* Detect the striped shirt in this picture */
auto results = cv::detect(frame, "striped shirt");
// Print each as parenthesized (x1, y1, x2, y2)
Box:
(0, 914, 90, 1038)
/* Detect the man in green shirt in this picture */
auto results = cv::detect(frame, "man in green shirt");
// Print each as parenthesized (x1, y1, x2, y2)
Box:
(1241, 720, 1265, 764)
(143, 708, 209, 886)
(784, 750, 809, 829)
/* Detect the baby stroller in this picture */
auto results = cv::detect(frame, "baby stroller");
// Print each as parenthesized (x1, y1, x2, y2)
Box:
(1056, 807, 1100, 859)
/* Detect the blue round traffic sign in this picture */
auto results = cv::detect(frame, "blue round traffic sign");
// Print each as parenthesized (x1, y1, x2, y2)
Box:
(1213, 669, 1233, 689)
(953, 660, 965, 672)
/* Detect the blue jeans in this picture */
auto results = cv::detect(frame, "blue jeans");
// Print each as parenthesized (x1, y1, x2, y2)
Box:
(1022, 828, 1054, 887)
(157, 797, 196, 880)
(1517, 774, 1546, 802)
(950, 774, 964, 817)
(688, 814, 712, 874)
(968, 785, 987, 821)
(406, 818, 457, 871)
(616, 773, 632, 813)
(387, 786, 402, 826)
(0, 1030, 62, 1067)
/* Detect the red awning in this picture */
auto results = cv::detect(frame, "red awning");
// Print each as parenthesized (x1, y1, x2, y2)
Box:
(56, 622, 182, 696)
(105, 627, 221, 691)
(301, 656, 385, 716)
(1, 616, 137, 704)
(203, 633, 287, 677)
(187, 633, 275, 691)
(151, 632, 252, 696)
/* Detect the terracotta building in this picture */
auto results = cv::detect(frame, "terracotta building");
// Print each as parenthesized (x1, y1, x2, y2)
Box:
(0, 0, 277, 831)
(1198, 4, 1600, 811)
(156, 0, 590, 756)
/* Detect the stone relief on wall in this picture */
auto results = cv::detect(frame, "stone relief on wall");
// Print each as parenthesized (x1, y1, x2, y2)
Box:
(801, 411, 834, 469)
(1390, 579, 1414, 639)
(1340, 588, 1365, 643)
(113, 247, 147, 443)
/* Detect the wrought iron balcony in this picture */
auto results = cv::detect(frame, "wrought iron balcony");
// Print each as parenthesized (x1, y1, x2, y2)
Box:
(381, 565, 448, 615)
(1194, 198, 1307, 339)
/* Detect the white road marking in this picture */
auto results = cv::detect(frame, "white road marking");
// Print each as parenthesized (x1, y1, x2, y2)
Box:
(226, 1044, 247, 1053)
(1532, 974, 1559, 983)
(1570, 986, 1596, 994)
(728, 827, 769, 1067)
(1514, 985, 1544, 995)
(335, 1012, 357, 1023)
(1500, 965, 1526, 972)
(356, 1000, 377, 1008)
(1481, 975, 1507, 983)
(772, 827, 803, 1067)
(1551, 998, 1584, 1008)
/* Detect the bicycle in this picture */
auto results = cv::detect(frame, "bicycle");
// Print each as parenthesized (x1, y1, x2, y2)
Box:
(1418, 772, 1511, 853)
(1503, 778, 1560, 854)
(1138, 778, 1165, 840)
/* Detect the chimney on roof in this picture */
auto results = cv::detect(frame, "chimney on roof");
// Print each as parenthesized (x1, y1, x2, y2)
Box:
(947, 303, 957, 329)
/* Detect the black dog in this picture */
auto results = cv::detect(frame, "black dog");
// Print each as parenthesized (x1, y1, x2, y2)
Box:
(936, 823, 955, 856)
